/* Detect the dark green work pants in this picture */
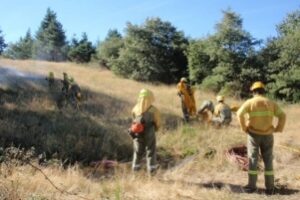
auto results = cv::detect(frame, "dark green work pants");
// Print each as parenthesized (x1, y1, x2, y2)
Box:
(247, 132, 274, 190)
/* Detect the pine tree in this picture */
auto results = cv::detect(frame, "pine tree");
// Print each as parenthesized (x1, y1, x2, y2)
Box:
(111, 18, 188, 83)
(96, 29, 124, 68)
(0, 29, 7, 55)
(68, 33, 96, 63)
(33, 8, 67, 61)
(4, 29, 33, 59)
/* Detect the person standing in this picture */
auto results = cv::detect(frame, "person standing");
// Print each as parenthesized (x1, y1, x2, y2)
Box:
(46, 71, 55, 89)
(237, 81, 286, 195)
(177, 77, 196, 122)
(61, 72, 70, 96)
(131, 89, 161, 174)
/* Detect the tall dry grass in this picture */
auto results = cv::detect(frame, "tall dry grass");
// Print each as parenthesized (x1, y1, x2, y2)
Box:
(0, 58, 299, 200)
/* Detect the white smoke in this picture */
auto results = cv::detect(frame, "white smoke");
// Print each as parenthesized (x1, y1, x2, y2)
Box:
(0, 66, 45, 89)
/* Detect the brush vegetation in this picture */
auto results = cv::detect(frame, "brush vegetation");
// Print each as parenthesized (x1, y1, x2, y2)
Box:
(0, 59, 299, 200)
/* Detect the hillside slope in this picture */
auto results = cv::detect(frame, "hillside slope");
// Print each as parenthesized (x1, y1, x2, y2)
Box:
(0, 59, 299, 200)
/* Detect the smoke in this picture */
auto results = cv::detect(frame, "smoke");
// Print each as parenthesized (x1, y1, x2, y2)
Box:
(0, 66, 45, 89)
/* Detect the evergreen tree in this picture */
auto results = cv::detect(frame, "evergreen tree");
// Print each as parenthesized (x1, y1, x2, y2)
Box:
(68, 33, 96, 63)
(4, 29, 33, 59)
(33, 8, 67, 61)
(0, 29, 7, 55)
(188, 9, 262, 97)
(96, 29, 123, 68)
(112, 18, 188, 83)
(263, 9, 300, 102)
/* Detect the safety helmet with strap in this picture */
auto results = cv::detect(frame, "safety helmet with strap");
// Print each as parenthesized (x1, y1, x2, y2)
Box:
(250, 81, 265, 91)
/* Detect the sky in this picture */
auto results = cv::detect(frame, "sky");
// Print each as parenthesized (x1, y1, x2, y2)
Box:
(0, 0, 299, 44)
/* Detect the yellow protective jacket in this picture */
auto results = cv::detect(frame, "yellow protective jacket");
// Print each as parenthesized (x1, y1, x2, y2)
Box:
(132, 89, 161, 131)
(177, 81, 196, 116)
(214, 102, 232, 123)
(237, 95, 286, 135)
(214, 102, 230, 116)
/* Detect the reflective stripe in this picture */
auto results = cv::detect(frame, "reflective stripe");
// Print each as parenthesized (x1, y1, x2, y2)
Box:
(149, 165, 158, 170)
(249, 111, 274, 117)
(265, 171, 274, 176)
(248, 170, 258, 175)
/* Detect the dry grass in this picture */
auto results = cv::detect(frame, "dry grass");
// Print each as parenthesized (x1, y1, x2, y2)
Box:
(0, 58, 299, 200)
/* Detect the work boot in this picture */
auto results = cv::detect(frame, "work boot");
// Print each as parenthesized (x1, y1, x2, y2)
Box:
(243, 185, 257, 193)
(265, 188, 275, 195)
(265, 175, 274, 191)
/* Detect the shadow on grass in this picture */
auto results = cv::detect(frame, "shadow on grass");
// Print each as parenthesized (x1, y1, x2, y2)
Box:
(0, 66, 134, 164)
(160, 178, 299, 195)
(200, 181, 299, 195)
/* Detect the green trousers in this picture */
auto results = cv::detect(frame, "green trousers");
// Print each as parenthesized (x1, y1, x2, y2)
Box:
(247, 132, 274, 189)
(132, 130, 157, 173)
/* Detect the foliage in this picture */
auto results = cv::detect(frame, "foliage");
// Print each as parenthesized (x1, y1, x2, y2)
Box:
(187, 9, 262, 97)
(262, 9, 300, 102)
(33, 8, 67, 61)
(187, 38, 217, 83)
(68, 33, 96, 63)
(111, 18, 189, 83)
(4, 29, 34, 59)
(0, 29, 7, 54)
(96, 29, 124, 68)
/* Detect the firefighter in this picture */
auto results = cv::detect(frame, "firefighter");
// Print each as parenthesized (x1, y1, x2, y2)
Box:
(61, 72, 70, 96)
(131, 89, 161, 174)
(69, 81, 82, 110)
(177, 77, 196, 122)
(211, 95, 232, 127)
(197, 100, 214, 123)
(45, 71, 55, 89)
(237, 81, 286, 195)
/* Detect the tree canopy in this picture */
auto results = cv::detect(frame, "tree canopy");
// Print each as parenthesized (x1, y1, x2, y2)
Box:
(0, 29, 7, 55)
(111, 18, 189, 83)
(263, 9, 300, 102)
(68, 33, 96, 63)
(187, 9, 262, 97)
(33, 8, 67, 61)
(4, 29, 33, 59)
(96, 29, 124, 68)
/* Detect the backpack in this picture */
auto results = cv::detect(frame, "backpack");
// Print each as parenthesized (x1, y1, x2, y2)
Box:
(130, 115, 146, 135)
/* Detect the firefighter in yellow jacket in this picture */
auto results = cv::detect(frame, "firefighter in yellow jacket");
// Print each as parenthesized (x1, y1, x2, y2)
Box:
(131, 89, 161, 174)
(237, 81, 286, 195)
(211, 95, 232, 127)
(177, 77, 196, 122)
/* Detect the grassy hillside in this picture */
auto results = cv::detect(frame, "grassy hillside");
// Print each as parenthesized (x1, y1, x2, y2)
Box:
(0, 59, 299, 200)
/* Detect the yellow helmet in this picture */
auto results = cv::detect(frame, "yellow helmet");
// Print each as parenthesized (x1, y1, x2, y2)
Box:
(216, 95, 224, 102)
(250, 81, 265, 91)
(139, 88, 153, 98)
(180, 77, 187, 82)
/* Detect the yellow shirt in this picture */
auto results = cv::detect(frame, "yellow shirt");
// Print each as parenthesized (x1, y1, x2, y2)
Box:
(237, 95, 286, 135)
(214, 102, 230, 117)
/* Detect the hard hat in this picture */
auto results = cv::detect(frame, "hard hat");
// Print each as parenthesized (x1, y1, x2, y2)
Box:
(139, 88, 152, 98)
(216, 95, 224, 102)
(180, 77, 187, 82)
(69, 77, 74, 83)
(250, 81, 265, 91)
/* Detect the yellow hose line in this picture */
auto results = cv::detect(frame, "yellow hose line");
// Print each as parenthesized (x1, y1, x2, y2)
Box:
(276, 144, 300, 154)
